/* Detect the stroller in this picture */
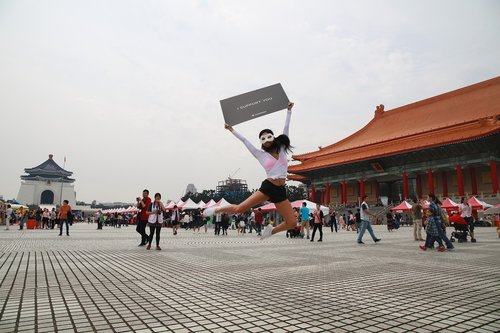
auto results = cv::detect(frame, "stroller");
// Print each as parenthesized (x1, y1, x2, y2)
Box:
(286, 225, 302, 238)
(449, 214, 469, 243)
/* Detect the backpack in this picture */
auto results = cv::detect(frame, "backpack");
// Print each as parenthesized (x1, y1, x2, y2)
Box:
(440, 209, 449, 226)
(10, 211, 16, 220)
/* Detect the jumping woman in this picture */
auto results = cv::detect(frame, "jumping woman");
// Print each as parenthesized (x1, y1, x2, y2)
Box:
(204, 102, 296, 239)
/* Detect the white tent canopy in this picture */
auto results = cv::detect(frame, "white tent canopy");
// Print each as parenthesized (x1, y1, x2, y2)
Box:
(181, 198, 200, 210)
(203, 199, 216, 208)
(166, 199, 184, 210)
(215, 198, 232, 208)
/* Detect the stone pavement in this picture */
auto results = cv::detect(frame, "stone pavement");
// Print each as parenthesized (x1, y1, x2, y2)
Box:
(0, 223, 499, 333)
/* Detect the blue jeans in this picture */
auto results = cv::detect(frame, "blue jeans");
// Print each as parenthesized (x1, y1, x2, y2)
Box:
(357, 220, 377, 242)
(435, 219, 454, 249)
(59, 219, 70, 235)
(424, 233, 443, 248)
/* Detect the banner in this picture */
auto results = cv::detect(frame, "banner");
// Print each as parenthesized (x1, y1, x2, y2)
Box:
(220, 83, 289, 126)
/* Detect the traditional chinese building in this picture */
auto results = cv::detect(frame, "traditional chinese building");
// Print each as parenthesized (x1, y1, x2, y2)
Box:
(17, 154, 77, 206)
(288, 77, 500, 206)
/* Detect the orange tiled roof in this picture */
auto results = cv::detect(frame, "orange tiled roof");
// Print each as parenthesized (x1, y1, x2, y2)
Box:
(289, 76, 500, 173)
(287, 174, 308, 182)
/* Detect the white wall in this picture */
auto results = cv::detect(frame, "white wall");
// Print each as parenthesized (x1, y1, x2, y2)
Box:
(17, 180, 76, 206)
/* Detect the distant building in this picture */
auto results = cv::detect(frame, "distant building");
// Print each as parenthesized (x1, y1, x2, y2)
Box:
(216, 177, 248, 196)
(17, 154, 76, 206)
(289, 77, 500, 205)
(185, 183, 197, 195)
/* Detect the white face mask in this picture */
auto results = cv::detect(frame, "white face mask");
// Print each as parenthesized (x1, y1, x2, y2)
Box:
(260, 133, 274, 144)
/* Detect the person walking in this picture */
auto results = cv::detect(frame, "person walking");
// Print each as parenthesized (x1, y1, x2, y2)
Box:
(255, 208, 263, 236)
(146, 193, 165, 250)
(420, 208, 446, 252)
(170, 206, 181, 235)
(310, 204, 324, 242)
(42, 208, 50, 229)
(203, 102, 296, 239)
(386, 212, 395, 232)
(427, 193, 454, 250)
(193, 208, 202, 233)
(299, 202, 310, 239)
(5, 204, 12, 230)
(412, 198, 424, 241)
(221, 213, 229, 236)
(357, 195, 381, 244)
(35, 208, 42, 229)
(136, 190, 151, 246)
(19, 208, 28, 230)
(97, 212, 105, 230)
(330, 211, 337, 233)
(58, 200, 72, 236)
(460, 197, 476, 242)
(214, 212, 222, 236)
(339, 214, 345, 230)
(49, 208, 56, 229)
(237, 214, 246, 236)
(204, 215, 210, 233)
(248, 210, 255, 233)
(347, 210, 355, 231)
(355, 209, 361, 233)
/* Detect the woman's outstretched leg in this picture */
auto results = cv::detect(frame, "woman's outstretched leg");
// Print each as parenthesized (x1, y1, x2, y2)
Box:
(272, 200, 297, 235)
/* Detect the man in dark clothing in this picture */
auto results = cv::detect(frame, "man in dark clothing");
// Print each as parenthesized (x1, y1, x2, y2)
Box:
(330, 211, 337, 232)
(355, 209, 361, 233)
(136, 189, 151, 246)
(255, 208, 264, 236)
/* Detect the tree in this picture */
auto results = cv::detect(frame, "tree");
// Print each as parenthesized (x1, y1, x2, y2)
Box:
(286, 185, 306, 202)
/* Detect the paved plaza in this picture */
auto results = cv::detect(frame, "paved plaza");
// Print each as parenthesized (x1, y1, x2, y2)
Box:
(0, 223, 499, 333)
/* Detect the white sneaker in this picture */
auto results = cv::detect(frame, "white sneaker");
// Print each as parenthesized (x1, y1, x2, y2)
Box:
(260, 224, 273, 240)
(203, 207, 216, 217)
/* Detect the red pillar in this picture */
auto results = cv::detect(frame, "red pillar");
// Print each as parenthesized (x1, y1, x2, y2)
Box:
(311, 184, 316, 202)
(442, 171, 448, 198)
(457, 165, 465, 196)
(325, 183, 330, 205)
(359, 178, 365, 198)
(375, 180, 380, 199)
(402, 172, 409, 199)
(491, 160, 499, 195)
(416, 175, 422, 199)
(341, 181, 346, 205)
(428, 169, 434, 194)
(470, 167, 478, 195)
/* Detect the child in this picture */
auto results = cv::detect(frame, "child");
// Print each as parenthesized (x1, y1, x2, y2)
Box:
(420, 208, 446, 252)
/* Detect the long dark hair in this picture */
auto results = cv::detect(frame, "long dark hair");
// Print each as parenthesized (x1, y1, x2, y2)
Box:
(428, 193, 442, 205)
(259, 129, 293, 154)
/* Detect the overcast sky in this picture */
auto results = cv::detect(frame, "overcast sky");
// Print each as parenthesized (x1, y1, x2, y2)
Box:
(1, 0, 499, 203)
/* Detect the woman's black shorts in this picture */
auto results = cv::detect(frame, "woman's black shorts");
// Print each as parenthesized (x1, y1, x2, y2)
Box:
(259, 179, 287, 203)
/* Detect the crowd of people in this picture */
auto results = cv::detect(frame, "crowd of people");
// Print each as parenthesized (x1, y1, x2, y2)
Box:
(130, 191, 470, 249)
(0, 200, 75, 236)
(0, 192, 488, 254)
